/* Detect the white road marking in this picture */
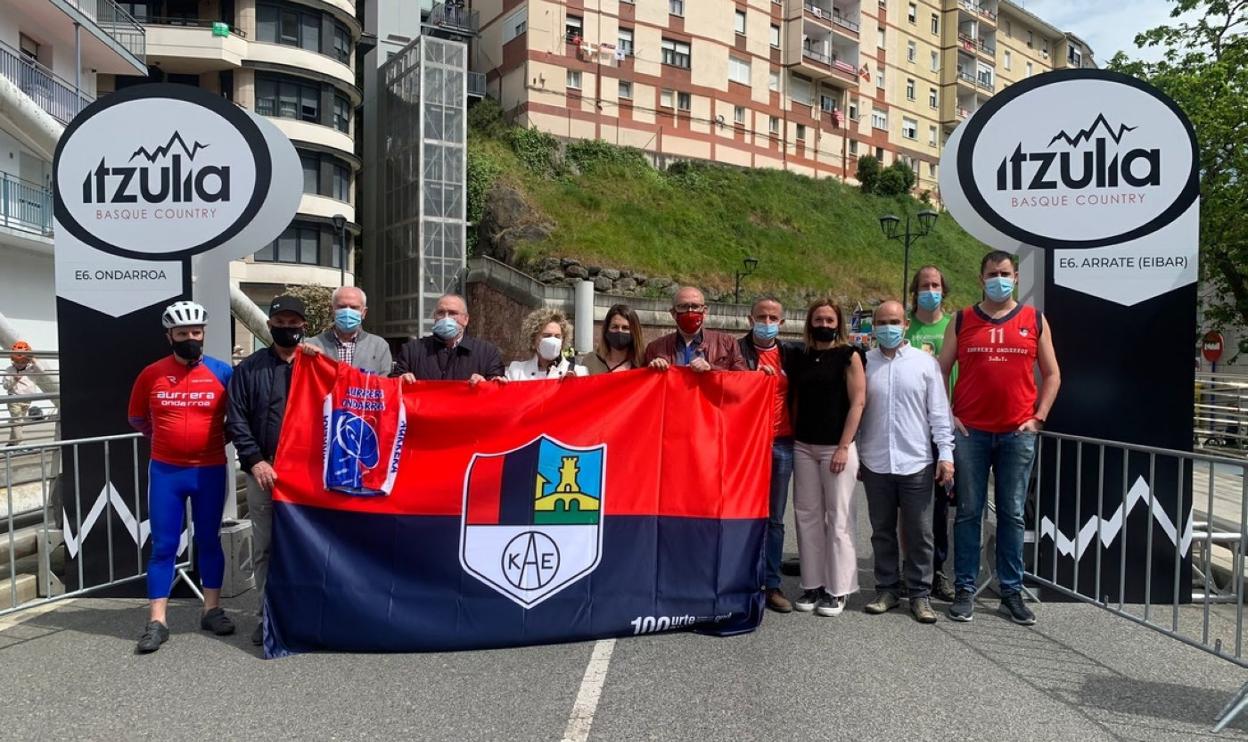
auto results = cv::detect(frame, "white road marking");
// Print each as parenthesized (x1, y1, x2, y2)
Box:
(561, 638, 616, 742)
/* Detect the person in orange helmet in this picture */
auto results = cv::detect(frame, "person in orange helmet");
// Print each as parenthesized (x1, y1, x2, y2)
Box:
(3, 341, 39, 446)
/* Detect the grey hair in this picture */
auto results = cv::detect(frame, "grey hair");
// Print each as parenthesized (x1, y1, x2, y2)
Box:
(332, 286, 367, 307)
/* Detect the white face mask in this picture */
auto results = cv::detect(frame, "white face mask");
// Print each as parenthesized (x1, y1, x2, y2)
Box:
(537, 336, 563, 361)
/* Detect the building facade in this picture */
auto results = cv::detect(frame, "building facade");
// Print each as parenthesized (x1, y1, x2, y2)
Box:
(473, 0, 1094, 198)
(101, 0, 363, 346)
(0, 0, 147, 351)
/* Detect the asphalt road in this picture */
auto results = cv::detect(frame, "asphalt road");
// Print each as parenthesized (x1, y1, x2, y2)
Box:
(2, 490, 1247, 741)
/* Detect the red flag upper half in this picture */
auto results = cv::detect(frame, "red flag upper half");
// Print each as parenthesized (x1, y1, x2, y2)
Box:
(273, 353, 775, 519)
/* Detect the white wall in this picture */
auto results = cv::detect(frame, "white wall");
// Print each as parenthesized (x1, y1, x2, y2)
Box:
(0, 245, 57, 351)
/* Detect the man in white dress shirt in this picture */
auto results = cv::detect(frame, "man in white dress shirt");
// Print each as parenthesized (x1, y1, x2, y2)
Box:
(857, 300, 955, 624)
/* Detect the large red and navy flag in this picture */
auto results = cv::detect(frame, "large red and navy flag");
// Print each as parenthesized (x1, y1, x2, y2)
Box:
(264, 353, 774, 657)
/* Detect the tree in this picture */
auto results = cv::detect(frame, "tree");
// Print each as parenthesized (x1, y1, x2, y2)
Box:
(855, 155, 881, 194)
(282, 284, 334, 336)
(875, 162, 917, 196)
(1109, 0, 1248, 344)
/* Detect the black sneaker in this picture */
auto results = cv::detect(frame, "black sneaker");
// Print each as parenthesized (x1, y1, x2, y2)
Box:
(948, 589, 975, 622)
(251, 622, 264, 646)
(814, 590, 844, 617)
(136, 621, 169, 653)
(793, 589, 821, 613)
(932, 571, 956, 602)
(200, 607, 236, 636)
(998, 592, 1037, 625)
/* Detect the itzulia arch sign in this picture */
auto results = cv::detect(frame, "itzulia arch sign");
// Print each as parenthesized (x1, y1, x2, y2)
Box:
(940, 69, 1199, 602)
(51, 84, 301, 589)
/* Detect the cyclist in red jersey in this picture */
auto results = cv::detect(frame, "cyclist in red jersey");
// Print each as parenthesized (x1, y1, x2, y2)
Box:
(128, 301, 236, 653)
(937, 251, 1061, 626)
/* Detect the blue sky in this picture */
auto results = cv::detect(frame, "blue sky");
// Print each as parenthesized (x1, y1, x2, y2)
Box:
(1015, 0, 1195, 63)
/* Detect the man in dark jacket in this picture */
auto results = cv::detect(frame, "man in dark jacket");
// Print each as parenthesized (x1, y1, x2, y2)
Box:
(644, 286, 747, 372)
(225, 294, 308, 645)
(738, 296, 804, 613)
(394, 293, 505, 383)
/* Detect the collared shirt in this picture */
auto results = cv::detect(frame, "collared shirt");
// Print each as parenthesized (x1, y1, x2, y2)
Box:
(677, 332, 704, 366)
(858, 343, 954, 476)
(332, 331, 358, 366)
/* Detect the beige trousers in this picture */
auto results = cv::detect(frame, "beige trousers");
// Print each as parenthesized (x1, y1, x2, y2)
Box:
(792, 441, 860, 597)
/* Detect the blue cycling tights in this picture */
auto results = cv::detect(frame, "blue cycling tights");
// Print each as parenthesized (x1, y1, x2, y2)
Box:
(147, 460, 228, 600)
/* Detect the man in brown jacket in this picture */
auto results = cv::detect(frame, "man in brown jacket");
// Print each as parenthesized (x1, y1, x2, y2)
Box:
(645, 287, 748, 372)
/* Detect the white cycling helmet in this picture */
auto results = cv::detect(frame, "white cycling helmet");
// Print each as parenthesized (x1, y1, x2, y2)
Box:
(162, 300, 208, 329)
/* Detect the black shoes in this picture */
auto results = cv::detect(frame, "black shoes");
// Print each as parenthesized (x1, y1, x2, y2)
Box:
(948, 589, 976, 622)
(998, 592, 1037, 625)
(793, 589, 820, 613)
(136, 621, 169, 653)
(251, 622, 264, 646)
(200, 607, 236, 636)
(932, 571, 956, 602)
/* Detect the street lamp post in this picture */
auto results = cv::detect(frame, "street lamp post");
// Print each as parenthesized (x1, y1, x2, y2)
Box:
(733, 256, 759, 305)
(879, 209, 938, 311)
(331, 214, 347, 287)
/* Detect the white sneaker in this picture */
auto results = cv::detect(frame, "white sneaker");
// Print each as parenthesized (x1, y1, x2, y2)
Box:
(815, 592, 844, 617)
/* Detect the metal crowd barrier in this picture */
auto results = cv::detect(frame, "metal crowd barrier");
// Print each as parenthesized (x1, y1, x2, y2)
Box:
(1026, 430, 1248, 732)
(1, 432, 194, 617)
(1, 349, 59, 445)
(1196, 373, 1248, 456)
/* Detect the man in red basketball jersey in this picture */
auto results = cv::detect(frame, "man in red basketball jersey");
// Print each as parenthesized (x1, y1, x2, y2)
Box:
(938, 250, 1061, 625)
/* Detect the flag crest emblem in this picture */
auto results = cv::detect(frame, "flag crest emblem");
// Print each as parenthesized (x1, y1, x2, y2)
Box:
(460, 435, 606, 607)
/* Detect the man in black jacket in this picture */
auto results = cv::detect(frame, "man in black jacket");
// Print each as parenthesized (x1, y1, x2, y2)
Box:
(394, 293, 505, 383)
(225, 294, 308, 645)
(738, 296, 804, 613)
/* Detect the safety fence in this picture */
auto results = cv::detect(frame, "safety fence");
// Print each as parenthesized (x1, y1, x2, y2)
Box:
(1197, 373, 1248, 457)
(1, 349, 59, 446)
(1026, 430, 1248, 731)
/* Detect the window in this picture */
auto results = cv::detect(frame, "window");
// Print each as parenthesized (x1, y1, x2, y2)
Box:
(1027, 30, 1034, 48)
(297, 152, 351, 206)
(677, 91, 691, 110)
(660, 89, 674, 108)
(1068, 46, 1082, 67)
(670, 0, 684, 16)
(848, 139, 859, 155)
(619, 80, 633, 99)
(907, 41, 916, 62)
(875, 68, 884, 88)
(930, 50, 939, 71)
(1004, 50, 1011, 70)
(257, 3, 330, 55)
(618, 28, 634, 56)
(729, 56, 751, 85)
(566, 15, 582, 41)
(770, 24, 781, 48)
(928, 125, 937, 146)
(300, 153, 319, 194)
(254, 222, 328, 266)
(661, 39, 691, 69)
(768, 116, 780, 135)
(1005, 20, 1012, 37)
(872, 110, 887, 129)
(1040, 38, 1049, 57)
(878, 28, 886, 48)
(848, 100, 859, 120)
(820, 94, 838, 112)
(1026, 61, 1033, 77)
(255, 74, 320, 124)
(876, 146, 885, 160)
(333, 94, 350, 133)
(905, 78, 915, 100)
(332, 23, 350, 64)
(503, 9, 527, 42)
(734, 105, 746, 124)
(790, 74, 812, 105)
(907, 2, 916, 23)
(931, 13, 939, 35)
(566, 69, 582, 89)
(928, 162, 937, 178)
(332, 162, 350, 202)
(796, 123, 806, 141)
(735, 10, 747, 35)
(117, 3, 150, 22)
(902, 117, 917, 140)
(928, 87, 937, 108)
(769, 71, 780, 91)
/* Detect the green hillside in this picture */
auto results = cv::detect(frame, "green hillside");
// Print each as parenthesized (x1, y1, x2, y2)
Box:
(468, 102, 988, 308)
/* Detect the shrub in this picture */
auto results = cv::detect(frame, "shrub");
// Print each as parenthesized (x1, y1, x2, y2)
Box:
(565, 138, 651, 176)
(872, 162, 917, 197)
(467, 97, 509, 139)
(467, 148, 503, 254)
(855, 155, 881, 194)
(508, 127, 561, 176)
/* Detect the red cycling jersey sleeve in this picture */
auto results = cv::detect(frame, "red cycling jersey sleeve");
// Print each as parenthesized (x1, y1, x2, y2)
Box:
(128, 355, 232, 466)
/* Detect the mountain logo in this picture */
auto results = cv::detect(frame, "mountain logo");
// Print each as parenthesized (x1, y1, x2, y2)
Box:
(1048, 114, 1137, 148)
(129, 132, 210, 163)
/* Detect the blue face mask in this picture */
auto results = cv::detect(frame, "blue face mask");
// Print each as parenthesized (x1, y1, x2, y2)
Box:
(752, 322, 780, 341)
(432, 317, 461, 341)
(917, 290, 942, 312)
(984, 276, 1015, 302)
(875, 324, 905, 350)
(334, 308, 362, 333)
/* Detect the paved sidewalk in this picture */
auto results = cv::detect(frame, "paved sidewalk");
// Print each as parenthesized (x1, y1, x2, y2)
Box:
(1, 494, 1246, 740)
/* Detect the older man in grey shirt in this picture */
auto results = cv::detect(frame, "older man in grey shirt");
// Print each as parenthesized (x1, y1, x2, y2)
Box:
(858, 300, 954, 624)
(309, 286, 392, 375)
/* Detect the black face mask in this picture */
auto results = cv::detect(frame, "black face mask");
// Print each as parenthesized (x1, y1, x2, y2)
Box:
(604, 331, 632, 351)
(270, 326, 304, 348)
(171, 338, 203, 362)
(810, 326, 840, 343)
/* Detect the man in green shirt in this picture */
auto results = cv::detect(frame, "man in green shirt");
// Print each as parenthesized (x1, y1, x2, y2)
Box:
(906, 265, 956, 602)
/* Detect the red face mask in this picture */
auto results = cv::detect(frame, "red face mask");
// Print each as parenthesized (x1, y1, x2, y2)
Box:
(676, 311, 705, 334)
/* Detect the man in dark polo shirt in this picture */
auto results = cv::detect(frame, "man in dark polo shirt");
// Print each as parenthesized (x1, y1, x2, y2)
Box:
(394, 293, 505, 383)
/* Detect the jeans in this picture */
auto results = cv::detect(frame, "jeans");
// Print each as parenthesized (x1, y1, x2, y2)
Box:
(952, 427, 1037, 595)
(764, 437, 795, 589)
(862, 465, 934, 598)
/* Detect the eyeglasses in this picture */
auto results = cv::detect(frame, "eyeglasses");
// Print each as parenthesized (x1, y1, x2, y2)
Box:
(674, 303, 706, 313)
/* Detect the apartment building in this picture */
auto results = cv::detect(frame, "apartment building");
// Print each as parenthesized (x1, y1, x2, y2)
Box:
(474, 0, 1094, 198)
(94, 0, 363, 347)
(0, 2, 146, 351)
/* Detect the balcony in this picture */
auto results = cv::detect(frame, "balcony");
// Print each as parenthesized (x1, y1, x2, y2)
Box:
(144, 19, 248, 73)
(467, 71, 486, 98)
(0, 172, 53, 239)
(424, 2, 479, 38)
(795, 28, 860, 86)
(957, 32, 977, 53)
(56, 0, 147, 71)
(976, 76, 995, 92)
(956, 69, 977, 87)
(978, 37, 997, 57)
(0, 40, 91, 126)
(803, 2, 861, 36)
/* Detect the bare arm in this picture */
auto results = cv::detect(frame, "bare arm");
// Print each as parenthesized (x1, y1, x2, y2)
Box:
(937, 317, 958, 384)
(840, 351, 867, 447)
(1033, 314, 1061, 423)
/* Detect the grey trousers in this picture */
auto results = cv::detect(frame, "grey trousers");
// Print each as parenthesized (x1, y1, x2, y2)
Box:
(245, 473, 273, 610)
(862, 465, 935, 598)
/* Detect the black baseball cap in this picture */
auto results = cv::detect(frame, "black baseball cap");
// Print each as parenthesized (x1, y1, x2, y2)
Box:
(269, 295, 306, 319)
